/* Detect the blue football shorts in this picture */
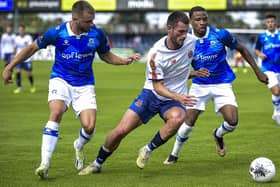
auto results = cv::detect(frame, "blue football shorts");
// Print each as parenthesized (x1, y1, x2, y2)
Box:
(15, 61, 32, 71)
(129, 89, 186, 124)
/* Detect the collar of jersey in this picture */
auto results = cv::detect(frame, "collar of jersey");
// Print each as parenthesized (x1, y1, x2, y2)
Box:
(66, 22, 88, 37)
(192, 26, 210, 40)
(266, 29, 278, 36)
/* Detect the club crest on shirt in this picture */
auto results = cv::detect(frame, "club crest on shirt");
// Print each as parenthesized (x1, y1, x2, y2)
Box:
(88, 38, 95, 47)
(63, 40, 70, 46)
(188, 50, 193, 58)
(171, 59, 176, 64)
(135, 99, 143, 107)
(210, 40, 217, 46)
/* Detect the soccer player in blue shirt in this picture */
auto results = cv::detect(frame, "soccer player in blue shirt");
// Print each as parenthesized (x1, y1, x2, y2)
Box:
(255, 14, 280, 125)
(164, 6, 268, 164)
(2, 0, 140, 179)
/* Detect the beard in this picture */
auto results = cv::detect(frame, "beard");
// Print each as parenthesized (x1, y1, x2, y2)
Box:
(77, 22, 90, 33)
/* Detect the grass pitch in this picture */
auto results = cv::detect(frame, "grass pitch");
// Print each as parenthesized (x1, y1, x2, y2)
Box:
(0, 60, 279, 187)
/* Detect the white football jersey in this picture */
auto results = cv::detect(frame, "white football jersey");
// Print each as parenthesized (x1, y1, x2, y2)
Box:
(143, 35, 195, 100)
(0, 33, 16, 55)
(15, 34, 33, 62)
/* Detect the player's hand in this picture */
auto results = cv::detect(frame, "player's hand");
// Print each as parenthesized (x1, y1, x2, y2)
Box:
(175, 94, 197, 106)
(194, 68, 210, 77)
(2, 68, 13, 85)
(124, 53, 141, 65)
(258, 53, 267, 60)
(256, 71, 269, 84)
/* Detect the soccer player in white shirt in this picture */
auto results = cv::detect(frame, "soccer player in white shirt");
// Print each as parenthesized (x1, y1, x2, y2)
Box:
(1, 26, 16, 80)
(13, 24, 35, 94)
(79, 11, 208, 175)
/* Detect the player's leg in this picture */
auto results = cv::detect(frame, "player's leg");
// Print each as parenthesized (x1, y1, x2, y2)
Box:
(213, 84, 238, 157)
(79, 109, 142, 175)
(3, 53, 13, 80)
(35, 100, 67, 179)
(264, 72, 280, 125)
(24, 61, 36, 93)
(78, 88, 155, 175)
(35, 78, 69, 179)
(215, 104, 238, 157)
(13, 64, 22, 94)
(74, 109, 96, 170)
(164, 109, 201, 164)
(212, 84, 238, 157)
(164, 84, 209, 164)
(136, 104, 186, 169)
(72, 85, 97, 170)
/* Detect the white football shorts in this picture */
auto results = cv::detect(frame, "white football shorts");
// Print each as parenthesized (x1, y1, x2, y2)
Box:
(264, 71, 280, 89)
(187, 83, 238, 114)
(48, 78, 97, 116)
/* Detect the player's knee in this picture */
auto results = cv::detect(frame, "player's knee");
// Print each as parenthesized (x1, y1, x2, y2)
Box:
(84, 125, 95, 135)
(50, 110, 64, 122)
(227, 118, 238, 126)
(168, 111, 185, 125)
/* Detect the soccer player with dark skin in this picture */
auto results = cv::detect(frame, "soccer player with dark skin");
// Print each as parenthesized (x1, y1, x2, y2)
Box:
(164, 6, 268, 164)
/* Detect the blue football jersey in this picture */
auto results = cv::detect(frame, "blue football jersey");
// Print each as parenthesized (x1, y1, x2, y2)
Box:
(191, 26, 238, 84)
(36, 22, 110, 86)
(255, 30, 280, 73)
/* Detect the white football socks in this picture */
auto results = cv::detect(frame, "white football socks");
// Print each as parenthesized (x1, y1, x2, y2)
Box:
(74, 128, 95, 151)
(272, 95, 280, 114)
(216, 121, 237, 138)
(171, 123, 193, 157)
(41, 121, 59, 167)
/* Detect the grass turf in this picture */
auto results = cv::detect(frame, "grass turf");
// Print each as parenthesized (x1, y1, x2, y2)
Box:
(0, 60, 279, 187)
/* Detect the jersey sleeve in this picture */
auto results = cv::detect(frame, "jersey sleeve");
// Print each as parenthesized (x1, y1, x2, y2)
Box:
(96, 28, 110, 54)
(36, 26, 58, 49)
(217, 28, 238, 50)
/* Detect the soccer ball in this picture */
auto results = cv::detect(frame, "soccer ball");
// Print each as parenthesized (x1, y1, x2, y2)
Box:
(249, 157, 276, 182)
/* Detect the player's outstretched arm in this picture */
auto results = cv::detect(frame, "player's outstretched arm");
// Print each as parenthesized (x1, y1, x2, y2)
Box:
(99, 51, 141, 65)
(2, 42, 39, 84)
(236, 43, 268, 84)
